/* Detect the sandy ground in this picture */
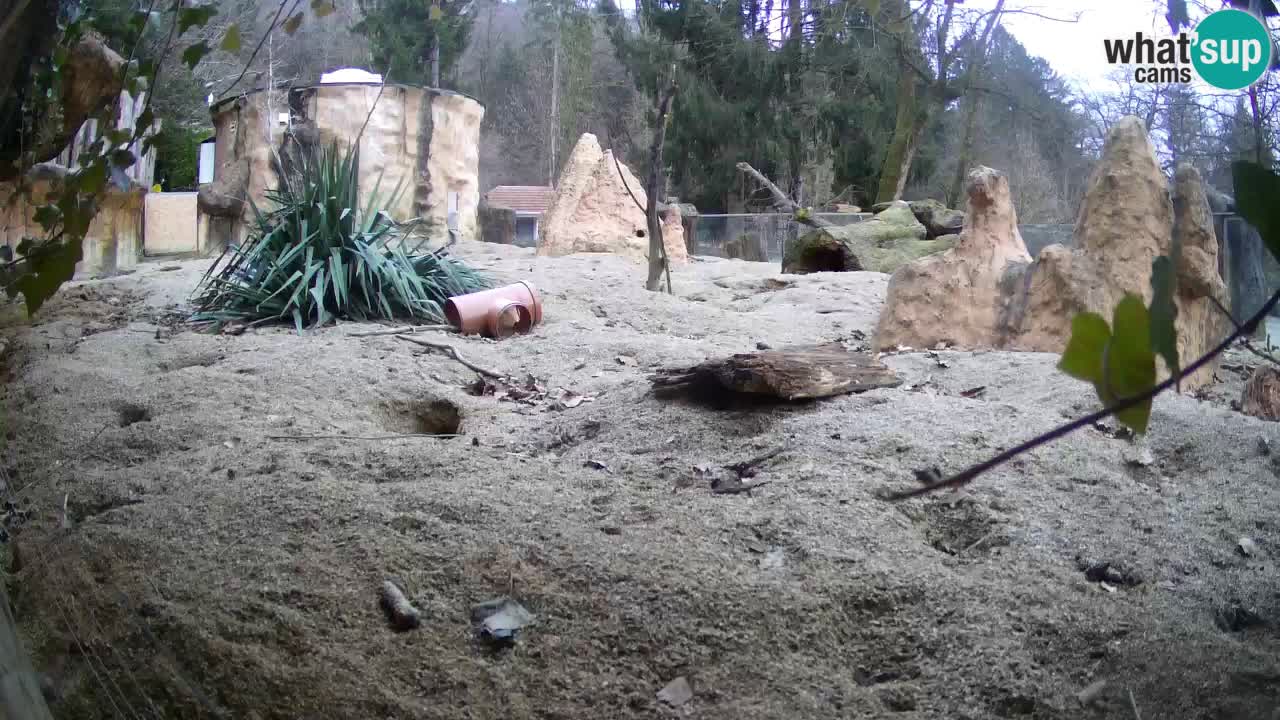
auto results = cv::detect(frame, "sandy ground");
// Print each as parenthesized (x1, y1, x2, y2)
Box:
(2, 241, 1279, 720)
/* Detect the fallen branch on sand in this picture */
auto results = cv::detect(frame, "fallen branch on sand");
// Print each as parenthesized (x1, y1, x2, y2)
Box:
(268, 433, 461, 441)
(348, 324, 453, 337)
(651, 343, 901, 402)
(394, 335, 504, 378)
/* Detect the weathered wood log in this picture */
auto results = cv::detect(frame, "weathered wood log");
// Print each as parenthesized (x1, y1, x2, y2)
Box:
(650, 343, 901, 401)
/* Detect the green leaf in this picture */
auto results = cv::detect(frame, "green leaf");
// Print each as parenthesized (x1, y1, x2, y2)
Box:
(283, 12, 304, 34)
(311, 0, 336, 17)
(1148, 256, 1180, 383)
(178, 4, 218, 35)
(79, 161, 108, 196)
(1104, 295, 1157, 435)
(1058, 312, 1110, 383)
(866, 0, 880, 16)
(1233, 161, 1280, 264)
(1059, 296, 1158, 435)
(33, 205, 61, 232)
(182, 42, 211, 69)
(13, 237, 82, 315)
(220, 23, 241, 52)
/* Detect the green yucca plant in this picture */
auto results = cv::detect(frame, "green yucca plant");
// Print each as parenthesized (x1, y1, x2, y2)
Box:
(191, 141, 490, 333)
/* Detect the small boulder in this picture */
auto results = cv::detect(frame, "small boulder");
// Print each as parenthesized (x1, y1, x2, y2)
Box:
(907, 199, 965, 238)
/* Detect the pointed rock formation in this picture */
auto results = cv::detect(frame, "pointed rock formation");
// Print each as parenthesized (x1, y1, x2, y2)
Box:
(874, 117, 1229, 390)
(1170, 163, 1231, 388)
(1015, 117, 1173, 352)
(874, 166, 1031, 350)
(537, 133, 687, 265)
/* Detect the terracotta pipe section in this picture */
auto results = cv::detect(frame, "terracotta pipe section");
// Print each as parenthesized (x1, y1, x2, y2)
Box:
(445, 282, 543, 338)
(488, 302, 533, 338)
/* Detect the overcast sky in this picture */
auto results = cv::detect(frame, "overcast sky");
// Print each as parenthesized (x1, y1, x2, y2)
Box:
(965, 0, 1166, 91)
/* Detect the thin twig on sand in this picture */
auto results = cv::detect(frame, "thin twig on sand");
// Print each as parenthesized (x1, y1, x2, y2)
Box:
(961, 529, 999, 555)
(727, 446, 788, 477)
(348, 324, 453, 338)
(394, 335, 504, 378)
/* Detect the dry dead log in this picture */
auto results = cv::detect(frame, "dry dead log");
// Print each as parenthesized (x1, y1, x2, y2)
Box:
(650, 343, 901, 401)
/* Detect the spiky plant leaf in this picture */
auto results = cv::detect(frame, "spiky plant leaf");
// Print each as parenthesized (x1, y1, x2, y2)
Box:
(191, 141, 490, 333)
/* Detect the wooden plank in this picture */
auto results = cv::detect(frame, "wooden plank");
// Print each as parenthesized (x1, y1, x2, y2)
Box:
(651, 342, 901, 401)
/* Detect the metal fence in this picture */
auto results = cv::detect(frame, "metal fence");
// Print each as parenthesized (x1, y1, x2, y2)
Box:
(687, 212, 871, 262)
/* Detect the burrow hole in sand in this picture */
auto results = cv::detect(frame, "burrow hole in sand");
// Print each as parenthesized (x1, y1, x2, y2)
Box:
(378, 397, 463, 437)
(800, 246, 858, 272)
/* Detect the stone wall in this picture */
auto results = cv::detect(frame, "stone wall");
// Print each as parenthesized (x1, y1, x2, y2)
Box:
(200, 83, 484, 251)
(0, 169, 144, 278)
(143, 192, 200, 255)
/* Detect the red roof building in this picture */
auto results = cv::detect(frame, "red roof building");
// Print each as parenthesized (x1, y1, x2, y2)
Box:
(484, 186, 555, 216)
(484, 186, 555, 247)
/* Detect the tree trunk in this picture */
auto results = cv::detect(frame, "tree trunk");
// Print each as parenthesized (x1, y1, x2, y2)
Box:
(1249, 85, 1271, 165)
(945, 0, 1005, 206)
(432, 40, 441, 87)
(947, 94, 981, 207)
(548, 17, 561, 186)
(876, 71, 923, 204)
(645, 73, 678, 293)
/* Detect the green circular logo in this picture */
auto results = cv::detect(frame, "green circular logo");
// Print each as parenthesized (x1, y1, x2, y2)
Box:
(1191, 9, 1271, 90)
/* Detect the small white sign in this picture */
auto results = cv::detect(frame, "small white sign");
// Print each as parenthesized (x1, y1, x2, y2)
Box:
(198, 142, 215, 185)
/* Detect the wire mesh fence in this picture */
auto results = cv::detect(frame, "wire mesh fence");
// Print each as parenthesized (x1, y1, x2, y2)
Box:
(686, 213, 871, 262)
